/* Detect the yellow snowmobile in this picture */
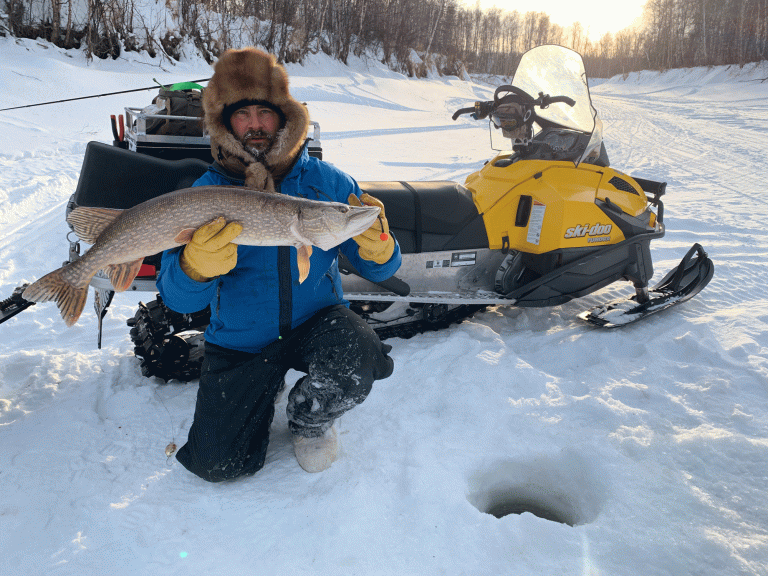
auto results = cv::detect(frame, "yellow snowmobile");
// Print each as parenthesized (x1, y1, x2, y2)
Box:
(0, 45, 714, 381)
(343, 44, 714, 336)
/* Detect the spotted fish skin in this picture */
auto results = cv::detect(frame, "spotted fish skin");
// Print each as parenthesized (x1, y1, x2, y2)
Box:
(22, 185, 380, 326)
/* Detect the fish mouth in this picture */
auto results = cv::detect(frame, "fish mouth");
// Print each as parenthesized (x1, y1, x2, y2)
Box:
(310, 204, 381, 251)
(344, 204, 381, 237)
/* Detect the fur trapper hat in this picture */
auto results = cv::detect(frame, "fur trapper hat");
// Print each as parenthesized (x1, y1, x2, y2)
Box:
(203, 47, 309, 180)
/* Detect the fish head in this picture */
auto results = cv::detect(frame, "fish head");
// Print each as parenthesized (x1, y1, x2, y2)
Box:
(302, 201, 381, 251)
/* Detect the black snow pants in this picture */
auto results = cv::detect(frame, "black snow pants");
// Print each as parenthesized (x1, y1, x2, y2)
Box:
(175, 305, 394, 482)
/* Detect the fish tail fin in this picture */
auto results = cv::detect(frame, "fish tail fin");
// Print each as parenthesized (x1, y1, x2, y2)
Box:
(22, 266, 91, 327)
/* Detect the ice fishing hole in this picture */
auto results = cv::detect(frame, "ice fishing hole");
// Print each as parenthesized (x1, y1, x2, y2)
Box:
(485, 498, 573, 524)
(467, 450, 606, 526)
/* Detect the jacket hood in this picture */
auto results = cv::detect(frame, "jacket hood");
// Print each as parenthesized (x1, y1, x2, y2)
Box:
(203, 47, 309, 178)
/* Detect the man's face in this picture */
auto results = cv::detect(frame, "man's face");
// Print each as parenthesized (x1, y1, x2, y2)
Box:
(230, 105, 280, 156)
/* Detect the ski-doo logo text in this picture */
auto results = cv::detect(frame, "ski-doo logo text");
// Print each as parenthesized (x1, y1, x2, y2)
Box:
(564, 223, 613, 239)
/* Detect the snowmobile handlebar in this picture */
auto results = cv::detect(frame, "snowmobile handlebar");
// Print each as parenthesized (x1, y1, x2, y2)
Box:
(493, 85, 576, 109)
(452, 88, 576, 122)
(538, 95, 576, 108)
(452, 104, 490, 121)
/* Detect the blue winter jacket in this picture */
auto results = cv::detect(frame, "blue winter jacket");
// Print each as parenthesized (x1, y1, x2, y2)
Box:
(156, 146, 402, 353)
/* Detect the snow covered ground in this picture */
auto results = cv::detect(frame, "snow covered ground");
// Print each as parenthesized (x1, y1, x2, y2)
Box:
(1, 37, 767, 575)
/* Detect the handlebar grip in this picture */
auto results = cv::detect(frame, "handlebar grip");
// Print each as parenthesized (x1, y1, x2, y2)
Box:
(452, 107, 477, 121)
(547, 96, 576, 107)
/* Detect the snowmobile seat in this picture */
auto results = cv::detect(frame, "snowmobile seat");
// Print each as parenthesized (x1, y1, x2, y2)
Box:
(358, 181, 488, 254)
(71, 141, 209, 210)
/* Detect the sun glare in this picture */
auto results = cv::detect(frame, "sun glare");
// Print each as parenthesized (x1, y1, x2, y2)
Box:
(472, 0, 646, 41)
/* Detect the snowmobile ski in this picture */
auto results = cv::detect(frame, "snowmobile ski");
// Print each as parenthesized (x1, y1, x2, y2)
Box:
(578, 244, 714, 328)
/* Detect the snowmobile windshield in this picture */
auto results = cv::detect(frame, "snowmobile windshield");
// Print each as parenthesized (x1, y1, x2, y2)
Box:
(511, 45, 601, 165)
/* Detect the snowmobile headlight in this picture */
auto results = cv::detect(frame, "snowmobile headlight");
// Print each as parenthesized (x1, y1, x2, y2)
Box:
(491, 102, 532, 144)
(543, 131, 579, 152)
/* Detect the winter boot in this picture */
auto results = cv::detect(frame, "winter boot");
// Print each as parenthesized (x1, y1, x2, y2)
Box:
(292, 424, 339, 473)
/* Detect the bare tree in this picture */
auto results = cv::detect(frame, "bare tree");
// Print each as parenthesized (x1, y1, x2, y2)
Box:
(522, 11, 537, 50)
(569, 21, 585, 53)
(424, 0, 446, 57)
(536, 13, 550, 46)
(4, 0, 766, 76)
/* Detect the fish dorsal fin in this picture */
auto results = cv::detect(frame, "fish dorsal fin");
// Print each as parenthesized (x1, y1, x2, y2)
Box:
(67, 207, 123, 244)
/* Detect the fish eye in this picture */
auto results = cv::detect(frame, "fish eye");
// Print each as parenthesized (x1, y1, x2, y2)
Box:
(338, 205, 350, 213)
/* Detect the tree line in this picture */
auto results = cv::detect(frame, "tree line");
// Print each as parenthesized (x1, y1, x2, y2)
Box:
(2, 0, 766, 77)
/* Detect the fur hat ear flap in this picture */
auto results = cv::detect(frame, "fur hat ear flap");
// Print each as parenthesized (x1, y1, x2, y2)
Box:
(203, 47, 309, 177)
(270, 65, 290, 103)
(266, 100, 309, 176)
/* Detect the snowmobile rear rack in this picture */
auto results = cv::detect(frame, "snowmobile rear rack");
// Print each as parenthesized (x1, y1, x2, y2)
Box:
(122, 107, 324, 163)
(123, 106, 212, 162)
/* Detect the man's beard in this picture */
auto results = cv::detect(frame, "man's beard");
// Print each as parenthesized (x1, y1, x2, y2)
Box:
(241, 129, 275, 160)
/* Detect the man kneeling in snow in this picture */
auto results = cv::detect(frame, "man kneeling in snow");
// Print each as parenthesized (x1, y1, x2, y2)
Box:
(157, 47, 401, 481)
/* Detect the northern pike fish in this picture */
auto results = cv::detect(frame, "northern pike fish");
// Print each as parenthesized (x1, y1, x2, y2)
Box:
(23, 185, 380, 326)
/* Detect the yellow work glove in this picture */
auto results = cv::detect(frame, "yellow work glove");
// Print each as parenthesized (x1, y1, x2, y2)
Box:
(179, 217, 243, 282)
(347, 193, 395, 265)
